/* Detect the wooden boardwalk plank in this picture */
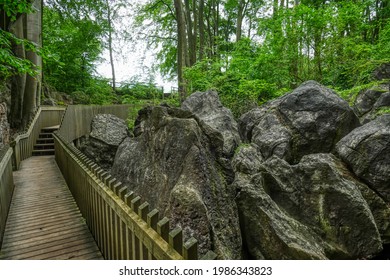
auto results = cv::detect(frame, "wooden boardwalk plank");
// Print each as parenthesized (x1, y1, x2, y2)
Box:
(0, 156, 103, 260)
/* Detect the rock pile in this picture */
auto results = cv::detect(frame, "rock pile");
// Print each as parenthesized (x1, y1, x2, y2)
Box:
(79, 81, 390, 259)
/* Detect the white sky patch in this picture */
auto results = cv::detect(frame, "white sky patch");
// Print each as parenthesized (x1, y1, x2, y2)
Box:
(95, 0, 176, 93)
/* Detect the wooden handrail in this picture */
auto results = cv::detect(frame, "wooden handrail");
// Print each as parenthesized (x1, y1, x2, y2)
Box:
(54, 105, 216, 260)
(0, 146, 14, 249)
(11, 106, 65, 170)
(54, 133, 197, 260)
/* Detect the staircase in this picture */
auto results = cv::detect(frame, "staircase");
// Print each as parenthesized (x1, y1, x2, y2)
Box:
(32, 126, 59, 156)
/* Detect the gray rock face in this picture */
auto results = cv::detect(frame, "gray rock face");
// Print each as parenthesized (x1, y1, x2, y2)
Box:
(182, 90, 241, 157)
(0, 102, 10, 148)
(336, 114, 390, 202)
(90, 114, 129, 146)
(233, 148, 387, 259)
(239, 81, 360, 164)
(353, 87, 390, 124)
(42, 98, 57, 106)
(373, 63, 390, 81)
(77, 114, 129, 170)
(111, 106, 242, 259)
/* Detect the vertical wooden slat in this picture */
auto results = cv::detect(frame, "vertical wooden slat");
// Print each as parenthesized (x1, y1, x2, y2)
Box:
(138, 202, 149, 260)
(183, 237, 198, 260)
(111, 182, 121, 194)
(98, 195, 105, 256)
(118, 186, 128, 200)
(169, 227, 183, 254)
(157, 218, 170, 242)
(132, 227, 139, 260)
(147, 209, 159, 231)
(126, 226, 132, 260)
(138, 202, 149, 222)
(103, 202, 111, 260)
(124, 191, 134, 206)
(110, 208, 117, 259)
(131, 196, 141, 213)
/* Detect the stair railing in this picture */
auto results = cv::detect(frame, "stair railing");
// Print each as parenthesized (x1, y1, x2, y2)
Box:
(11, 106, 65, 170)
(0, 145, 14, 249)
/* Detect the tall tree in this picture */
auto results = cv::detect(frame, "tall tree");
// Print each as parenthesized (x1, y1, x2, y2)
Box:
(105, 0, 116, 91)
(174, 0, 187, 101)
(1, 0, 42, 129)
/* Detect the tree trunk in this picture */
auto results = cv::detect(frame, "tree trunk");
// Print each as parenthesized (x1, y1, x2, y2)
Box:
(193, 0, 198, 62)
(273, 0, 279, 18)
(314, 31, 322, 82)
(236, 0, 249, 42)
(106, 0, 116, 92)
(199, 0, 205, 60)
(9, 16, 26, 129)
(174, 0, 187, 102)
(22, 0, 42, 127)
(184, 0, 196, 66)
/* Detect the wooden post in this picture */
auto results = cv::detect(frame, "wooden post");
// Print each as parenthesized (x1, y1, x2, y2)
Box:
(169, 227, 183, 254)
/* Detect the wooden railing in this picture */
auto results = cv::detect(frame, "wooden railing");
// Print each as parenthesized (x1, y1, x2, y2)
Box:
(54, 134, 207, 260)
(54, 105, 216, 260)
(1, 106, 64, 249)
(11, 106, 65, 170)
(0, 146, 14, 249)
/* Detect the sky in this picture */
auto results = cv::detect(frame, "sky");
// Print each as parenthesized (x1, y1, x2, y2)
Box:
(95, 0, 176, 93)
(95, 39, 176, 93)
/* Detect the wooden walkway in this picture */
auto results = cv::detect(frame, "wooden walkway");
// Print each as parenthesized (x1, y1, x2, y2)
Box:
(0, 156, 103, 260)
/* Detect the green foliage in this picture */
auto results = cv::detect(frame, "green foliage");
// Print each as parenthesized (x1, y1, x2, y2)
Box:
(124, 96, 180, 131)
(185, 38, 284, 117)
(375, 106, 390, 116)
(125, 99, 150, 131)
(118, 81, 163, 101)
(42, 6, 116, 105)
(133, 0, 177, 79)
(66, 77, 115, 105)
(43, 7, 105, 93)
(82, 77, 115, 105)
(0, 30, 37, 80)
(1, 0, 32, 21)
(336, 81, 380, 105)
(180, 1, 390, 117)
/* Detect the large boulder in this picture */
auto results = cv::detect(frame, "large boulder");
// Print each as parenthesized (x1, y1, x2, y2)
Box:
(111, 106, 242, 259)
(373, 63, 390, 81)
(233, 148, 388, 259)
(239, 81, 360, 164)
(90, 114, 129, 146)
(77, 114, 129, 170)
(336, 114, 390, 202)
(42, 98, 57, 106)
(181, 90, 241, 157)
(353, 86, 390, 124)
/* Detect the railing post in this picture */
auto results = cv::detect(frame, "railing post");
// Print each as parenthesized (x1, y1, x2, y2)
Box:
(52, 106, 215, 260)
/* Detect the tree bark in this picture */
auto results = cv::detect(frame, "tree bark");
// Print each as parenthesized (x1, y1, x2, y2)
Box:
(184, 0, 196, 66)
(22, 0, 42, 128)
(236, 0, 248, 42)
(174, 0, 187, 102)
(198, 0, 205, 60)
(9, 15, 26, 129)
(192, 0, 198, 62)
(106, 0, 116, 92)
